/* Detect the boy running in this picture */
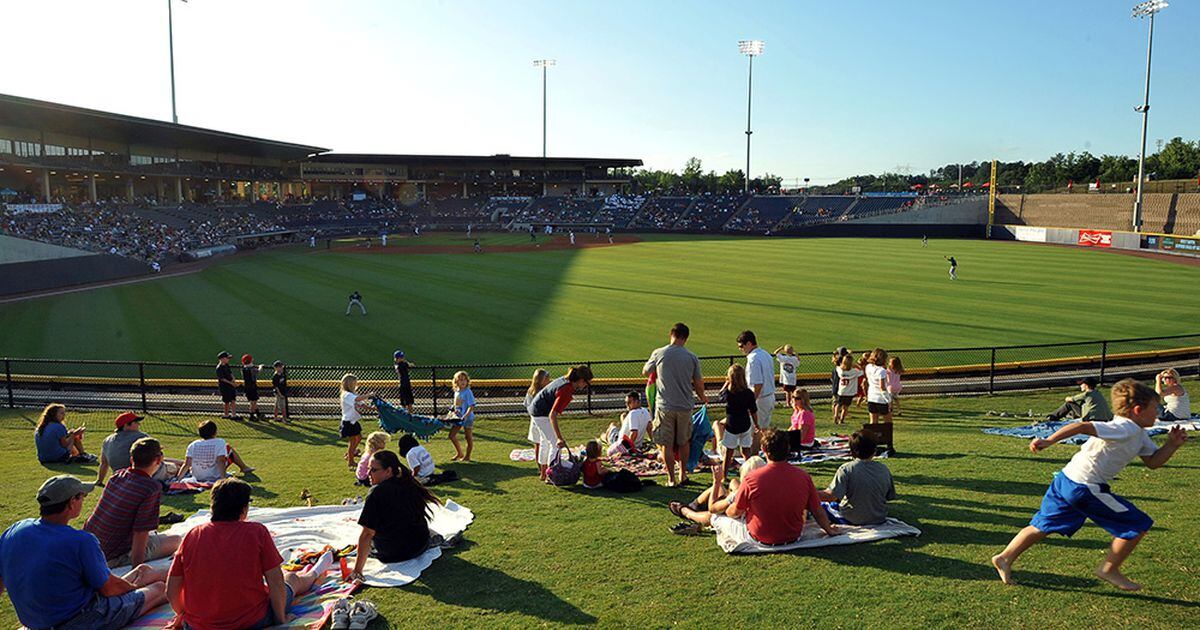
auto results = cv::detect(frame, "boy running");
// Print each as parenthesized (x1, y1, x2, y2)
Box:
(991, 379, 1187, 591)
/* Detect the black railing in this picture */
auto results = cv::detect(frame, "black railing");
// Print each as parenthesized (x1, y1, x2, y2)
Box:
(3, 333, 1198, 418)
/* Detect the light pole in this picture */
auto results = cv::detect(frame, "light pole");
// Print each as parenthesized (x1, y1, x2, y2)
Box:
(1131, 0, 1167, 232)
(533, 59, 555, 158)
(167, 0, 187, 124)
(738, 40, 764, 194)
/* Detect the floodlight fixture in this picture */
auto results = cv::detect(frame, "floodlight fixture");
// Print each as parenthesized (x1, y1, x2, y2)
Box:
(738, 40, 764, 56)
(1130, 0, 1167, 232)
(1131, 0, 1167, 17)
(533, 59, 556, 67)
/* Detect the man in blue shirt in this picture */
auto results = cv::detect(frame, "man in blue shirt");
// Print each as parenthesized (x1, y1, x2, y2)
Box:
(0, 475, 168, 629)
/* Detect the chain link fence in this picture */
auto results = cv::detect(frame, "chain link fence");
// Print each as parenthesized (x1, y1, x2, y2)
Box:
(4, 334, 1199, 418)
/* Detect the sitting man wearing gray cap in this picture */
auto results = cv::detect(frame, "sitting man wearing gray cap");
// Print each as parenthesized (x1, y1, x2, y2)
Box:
(0, 475, 168, 629)
(1045, 377, 1113, 423)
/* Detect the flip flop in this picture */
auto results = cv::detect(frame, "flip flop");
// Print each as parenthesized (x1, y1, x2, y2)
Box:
(668, 501, 685, 517)
(670, 521, 702, 536)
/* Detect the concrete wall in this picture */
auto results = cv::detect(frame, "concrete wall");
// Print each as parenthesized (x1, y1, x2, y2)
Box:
(0, 234, 93, 264)
(849, 198, 987, 225)
(0, 253, 149, 297)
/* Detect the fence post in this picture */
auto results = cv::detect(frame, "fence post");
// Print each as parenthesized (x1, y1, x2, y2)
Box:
(586, 362, 593, 415)
(5, 359, 13, 408)
(430, 367, 439, 417)
(138, 363, 148, 413)
(1099, 341, 1108, 385)
(988, 348, 996, 395)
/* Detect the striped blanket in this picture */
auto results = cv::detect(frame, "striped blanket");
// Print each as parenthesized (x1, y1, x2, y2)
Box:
(983, 418, 1200, 445)
(122, 572, 355, 629)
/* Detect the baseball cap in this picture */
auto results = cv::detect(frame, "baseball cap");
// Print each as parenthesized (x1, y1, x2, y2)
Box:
(217, 351, 231, 360)
(241, 354, 253, 365)
(36, 475, 94, 505)
(114, 411, 143, 428)
(1078, 377, 1099, 388)
(272, 360, 284, 368)
(393, 350, 405, 359)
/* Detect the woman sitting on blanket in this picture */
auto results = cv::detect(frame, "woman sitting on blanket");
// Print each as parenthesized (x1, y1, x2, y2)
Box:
(166, 478, 329, 629)
(1156, 368, 1191, 421)
(349, 450, 444, 582)
(666, 456, 767, 535)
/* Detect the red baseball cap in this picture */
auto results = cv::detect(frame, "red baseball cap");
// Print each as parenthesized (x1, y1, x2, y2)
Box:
(241, 354, 253, 364)
(115, 411, 143, 428)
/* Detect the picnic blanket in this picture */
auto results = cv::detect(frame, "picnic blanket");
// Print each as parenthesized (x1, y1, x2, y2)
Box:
(375, 398, 449, 440)
(112, 501, 474, 588)
(711, 514, 921, 554)
(123, 572, 354, 629)
(164, 479, 214, 495)
(726, 436, 888, 469)
(983, 418, 1200, 445)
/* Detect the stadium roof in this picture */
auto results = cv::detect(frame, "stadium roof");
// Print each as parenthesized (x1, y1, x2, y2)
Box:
(306, 153, 643, 168)
(0, 93, 327, 160)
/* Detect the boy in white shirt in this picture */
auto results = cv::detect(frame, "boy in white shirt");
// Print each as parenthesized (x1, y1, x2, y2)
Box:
(605, 392, 652, 456)
(991, 379, 1187, 591)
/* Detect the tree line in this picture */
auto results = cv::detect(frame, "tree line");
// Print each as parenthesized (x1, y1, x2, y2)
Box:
(609, 137, 1200, 195)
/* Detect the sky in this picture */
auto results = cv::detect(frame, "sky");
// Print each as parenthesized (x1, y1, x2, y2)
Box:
(4, 0, 1197, 184)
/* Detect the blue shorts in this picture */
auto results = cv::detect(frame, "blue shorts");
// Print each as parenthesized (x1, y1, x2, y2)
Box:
(56, 590, 145, 630)
(1031, 472, 1152, 540)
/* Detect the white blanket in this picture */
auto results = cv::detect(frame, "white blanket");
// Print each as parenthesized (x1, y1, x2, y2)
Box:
(113, 501, 474, 587)
(710, 515, 920, 554)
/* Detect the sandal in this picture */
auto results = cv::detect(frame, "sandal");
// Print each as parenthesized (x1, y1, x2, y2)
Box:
(668, 501, 685, 517)
(670, 521, 702, 536)
(348, 600, 379, 630)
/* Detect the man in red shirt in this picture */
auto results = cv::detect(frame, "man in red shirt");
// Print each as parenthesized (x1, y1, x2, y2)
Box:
(730, 429, 839, 544)
(84, 438, 181, 567)
(165, 478, 324, 629)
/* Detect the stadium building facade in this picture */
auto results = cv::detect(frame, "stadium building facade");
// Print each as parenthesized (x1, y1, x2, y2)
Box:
(0, 93, 639, 204)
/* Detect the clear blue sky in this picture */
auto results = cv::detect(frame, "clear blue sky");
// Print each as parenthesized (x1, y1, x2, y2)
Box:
(5, 0, 1196, 183)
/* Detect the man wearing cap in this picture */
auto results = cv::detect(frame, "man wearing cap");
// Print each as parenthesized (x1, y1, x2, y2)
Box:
(85, 437, 182, 569)
(95, 411, 148, 486)
(394, 350, 415, 413)
(1045, 377, 1113, 422)
(216, 351, 239, 419)
(0, 475, 168, 628)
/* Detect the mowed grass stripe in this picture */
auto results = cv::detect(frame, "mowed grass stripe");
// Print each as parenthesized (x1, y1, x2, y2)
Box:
(1, 237, 1198, 363)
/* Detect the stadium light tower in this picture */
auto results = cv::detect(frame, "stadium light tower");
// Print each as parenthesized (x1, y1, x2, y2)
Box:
(533, 59, 556, 158)
(738, 40, 764, 193)
(167, 0, 187, 124)
(1131, 0, 1167, 232)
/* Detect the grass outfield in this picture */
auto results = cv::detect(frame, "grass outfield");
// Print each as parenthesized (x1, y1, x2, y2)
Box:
(1, 235, 1199, 364)
(1, 383, 1198, 628)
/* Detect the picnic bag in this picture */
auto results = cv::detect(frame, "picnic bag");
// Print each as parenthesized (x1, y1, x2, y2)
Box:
(546, 447, 582, 486)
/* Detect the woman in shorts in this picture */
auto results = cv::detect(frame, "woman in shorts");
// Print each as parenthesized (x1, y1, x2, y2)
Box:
(339, 374, 375, 468)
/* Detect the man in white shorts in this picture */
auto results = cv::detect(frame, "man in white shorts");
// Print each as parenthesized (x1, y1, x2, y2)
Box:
(739, 330, 775, 453)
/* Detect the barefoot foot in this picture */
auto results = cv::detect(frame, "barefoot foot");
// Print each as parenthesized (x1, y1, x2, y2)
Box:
(991, 555, 1013, 585)
(1096, 564, 1142, 591)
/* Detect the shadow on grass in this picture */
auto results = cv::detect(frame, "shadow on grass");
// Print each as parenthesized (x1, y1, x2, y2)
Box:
(400, 553, 598, 625)
(430, 460, 532, 498)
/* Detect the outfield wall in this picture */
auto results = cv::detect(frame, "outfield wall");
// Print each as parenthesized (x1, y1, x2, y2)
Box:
(0, 234, 93, 264)
(990, 224, 1200, 259)
(0, 254, 151, 297)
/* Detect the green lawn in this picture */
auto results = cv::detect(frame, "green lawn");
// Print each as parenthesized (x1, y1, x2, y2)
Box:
(1, 383, 1198, 628)
(1, 235, 1198, 366)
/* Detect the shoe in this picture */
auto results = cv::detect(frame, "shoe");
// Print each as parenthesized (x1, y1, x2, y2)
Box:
(159, 512, 185, 525)
(330, 597, 353, 630)
(79, 453, 98, 463)
(348, 600, 379, 630)
(670, 521, 702, 536)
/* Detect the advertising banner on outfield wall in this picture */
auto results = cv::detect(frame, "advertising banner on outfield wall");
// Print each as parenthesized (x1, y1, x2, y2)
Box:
(1161, 236, 1200, 254)
(1013, 226, 1047, 242)
(1077, 229, 1113, 247)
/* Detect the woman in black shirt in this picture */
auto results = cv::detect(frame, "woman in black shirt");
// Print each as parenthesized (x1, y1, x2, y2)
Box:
(350, 451, 441, 580)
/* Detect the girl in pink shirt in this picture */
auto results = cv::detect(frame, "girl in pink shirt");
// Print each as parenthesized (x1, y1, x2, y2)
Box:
(887, 357, 904, 417)
(790, 388, 816, 448)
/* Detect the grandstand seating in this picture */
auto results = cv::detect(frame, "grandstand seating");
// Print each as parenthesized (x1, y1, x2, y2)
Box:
(726, 196, 803, 232)
(776, 196, 858, 229)
(674, 193, 748, 231)
(592, 194, 646, 226)
(847, 196, 914, 218)
(629, 197, 694, 230)
(995, 194, 1132, 231)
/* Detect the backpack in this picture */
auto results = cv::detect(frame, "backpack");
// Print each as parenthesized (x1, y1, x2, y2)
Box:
(546, 447, 582, 487)
(601, 469, 644, 493)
